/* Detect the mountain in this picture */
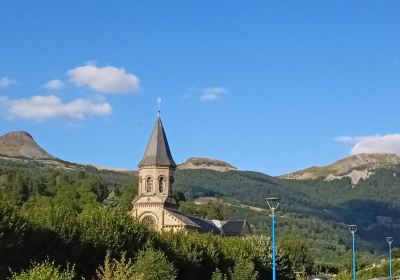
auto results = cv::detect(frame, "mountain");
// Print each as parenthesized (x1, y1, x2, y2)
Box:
(0, 131, 54, 159)
(281, 153, 400, 185)
(178, 157, 237, 172)
(1, 130, 400, 265)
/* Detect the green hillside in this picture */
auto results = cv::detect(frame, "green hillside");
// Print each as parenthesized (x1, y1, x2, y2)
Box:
(174, 168, 400, 265)
(1, 156, 399, 272)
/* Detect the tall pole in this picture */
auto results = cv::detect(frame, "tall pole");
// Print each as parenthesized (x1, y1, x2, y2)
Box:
(267, 197, 280, 280)
(352, 232, 356, 280)
(272, 212, 276, 280)
(348, 225, 357, 280)
(389, 242, 392, 280)
(387, 237, 393, 280)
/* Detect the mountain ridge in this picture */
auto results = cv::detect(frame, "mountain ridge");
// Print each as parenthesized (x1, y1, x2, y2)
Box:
(2, 130, 400, 180)
(281, 153, 400, 185)
(0, 131, 238, 173)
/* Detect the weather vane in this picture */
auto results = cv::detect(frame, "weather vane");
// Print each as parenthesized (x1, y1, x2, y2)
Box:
(156, 97, 162, 117)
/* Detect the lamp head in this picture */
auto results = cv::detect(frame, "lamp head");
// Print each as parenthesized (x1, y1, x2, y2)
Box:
(348, 224, 357, 234)
(266, 197, 281, 213)
(387, 237, 393, 244)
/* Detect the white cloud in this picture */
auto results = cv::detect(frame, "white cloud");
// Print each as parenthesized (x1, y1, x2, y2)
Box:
(0, 77, 15, 87)
(45, 79, 65, 90)
(199, 86, 227, 102)
(0, 95, 111, 121)
(335, 134, 400, 155)
(68, 65, 139, 94)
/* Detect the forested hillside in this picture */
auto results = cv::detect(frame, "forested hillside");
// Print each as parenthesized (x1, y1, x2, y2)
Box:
(0, 157, 297, 280)
(1, 156, 399, 278)
(175, 167, 400, 266)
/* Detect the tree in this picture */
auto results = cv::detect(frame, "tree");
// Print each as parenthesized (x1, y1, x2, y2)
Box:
(392, 247, 400, 259)
(231, 258, 258, 280)
(133, 248, 177, 280)
(96, 252, 136, 280)
(9, 260, 75, 280)
(280, 238, 314, 275)
(103, 191, 120, 208)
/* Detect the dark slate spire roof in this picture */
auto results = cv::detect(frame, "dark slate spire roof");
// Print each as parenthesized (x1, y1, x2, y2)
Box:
(139, 115, 176, 168)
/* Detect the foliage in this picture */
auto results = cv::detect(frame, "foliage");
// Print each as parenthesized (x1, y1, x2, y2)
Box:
(280, 238, 314, 275)
(335, 270, 352, 280)
(180, 201, 226, 220)
(3, 156, 393, 279)
(175, 168, 400, 266)
(133, 248, 177, 280)
(357, 259, 400, 280)
(96, 252, 136, 280)
(231, 258, 258, 280)
(9, 260, 75, 280)
(211, 269, 227, 280)
(0, 197, 27, 274)
(392, 247, 400, 258)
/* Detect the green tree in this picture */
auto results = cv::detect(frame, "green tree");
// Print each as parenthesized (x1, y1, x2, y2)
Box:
(133, 248, 177, 280)
(96, 252, 136, 280)
(280, 238, 314, 275)
(103, 191, 120, 207)
(231, 258, 258, 280)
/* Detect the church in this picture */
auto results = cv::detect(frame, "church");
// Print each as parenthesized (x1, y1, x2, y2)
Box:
(130, 113, 252, 236)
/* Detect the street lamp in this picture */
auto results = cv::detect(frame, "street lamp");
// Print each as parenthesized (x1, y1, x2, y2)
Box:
(387, 237, 394, 280)
(348, 225, 357, 280)
(267, 197, 281, 280)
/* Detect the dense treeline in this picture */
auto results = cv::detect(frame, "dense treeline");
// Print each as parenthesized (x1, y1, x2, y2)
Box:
(175, 168, 400, 266)
(0, 161, 298, 279)
(0, 158, 397, 279)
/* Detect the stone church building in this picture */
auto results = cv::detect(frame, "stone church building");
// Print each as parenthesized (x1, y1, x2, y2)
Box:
(130, 114, 251, 236)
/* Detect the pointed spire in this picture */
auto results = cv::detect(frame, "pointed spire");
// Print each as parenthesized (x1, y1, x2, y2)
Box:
(139, 115, 176, 168)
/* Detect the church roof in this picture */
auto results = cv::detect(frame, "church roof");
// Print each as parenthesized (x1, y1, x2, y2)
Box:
(165, 209, 200, 228)
(219, 220, 251, 236)
(139, 115, 177, 168)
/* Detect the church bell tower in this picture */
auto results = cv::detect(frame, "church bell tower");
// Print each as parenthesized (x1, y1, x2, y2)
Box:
(131, 113, 181, 231)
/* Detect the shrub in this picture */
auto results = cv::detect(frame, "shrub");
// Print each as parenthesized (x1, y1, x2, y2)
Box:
(9, 260, 75, 280)
(211, 268, 228, 280)
(96, 251, 136, 280)
(133, 248, 177, 280)
(231, 258, 258, 280)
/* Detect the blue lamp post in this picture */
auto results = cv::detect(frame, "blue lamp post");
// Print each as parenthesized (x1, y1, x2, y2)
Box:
(348, 225, 357, 280)
(387, 237, 393, 280)
(267, 197, 281, 280)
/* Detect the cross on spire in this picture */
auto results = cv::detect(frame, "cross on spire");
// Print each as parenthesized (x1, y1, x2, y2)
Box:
(156, 97, 162, 117)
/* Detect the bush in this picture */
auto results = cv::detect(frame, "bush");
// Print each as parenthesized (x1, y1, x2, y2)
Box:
(133, 248, 177, 280)
(96, 252, 135, 280)
(231, 258, 258, 280)
(9, 260, 75, 280)
(211, 269, 227, 280)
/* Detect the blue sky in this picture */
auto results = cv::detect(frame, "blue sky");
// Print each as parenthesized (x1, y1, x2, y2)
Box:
(1, 1, 400, 175)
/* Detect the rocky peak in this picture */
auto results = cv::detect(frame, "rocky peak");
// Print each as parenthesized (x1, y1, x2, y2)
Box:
(281, 153, 400, 185)
(178, 157, 237, 172)
(0, 131, 54, 159)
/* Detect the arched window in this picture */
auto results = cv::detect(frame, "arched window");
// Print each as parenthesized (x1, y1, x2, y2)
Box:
(141, 215, 156, 229)
(159, 177, 165, 193)
(146, 177, 153, 192)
